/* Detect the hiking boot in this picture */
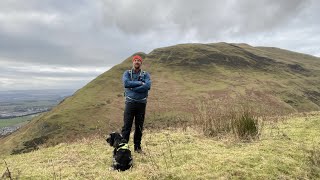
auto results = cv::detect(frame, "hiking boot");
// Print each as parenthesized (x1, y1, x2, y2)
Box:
(134, 146, 144, 154)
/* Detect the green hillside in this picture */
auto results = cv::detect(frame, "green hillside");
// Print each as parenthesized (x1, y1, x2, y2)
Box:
(1, 42, 320, 155)
(1, 112, 319, 179)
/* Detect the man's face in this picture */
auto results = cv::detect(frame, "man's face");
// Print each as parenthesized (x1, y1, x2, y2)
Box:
(133, 59, 142, 69)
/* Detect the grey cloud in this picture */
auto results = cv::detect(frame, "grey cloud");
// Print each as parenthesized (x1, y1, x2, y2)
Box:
(230, 0, 310, 33)
(0, 76, 92, 91)
(0, 30, 115, 67)
(0, 31, 71, 64)
(0, 0, 318, 68)
(0, 0, 319, 90)
(102, 0, 312, 39)
(0, 66, 103, 79)
(0, 0, 125, 67)
(0, 0, 88, 14)
(0, 63, 106, 90)
(101, 0, 319, 59)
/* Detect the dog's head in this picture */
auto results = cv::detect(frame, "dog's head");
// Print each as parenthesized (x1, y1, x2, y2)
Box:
(106, 132, 123, 148)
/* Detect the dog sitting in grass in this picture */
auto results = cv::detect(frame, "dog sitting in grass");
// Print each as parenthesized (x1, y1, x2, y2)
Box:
(106, 132, 133, 171)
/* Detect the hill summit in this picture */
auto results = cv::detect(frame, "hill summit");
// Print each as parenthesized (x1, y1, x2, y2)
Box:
(1, 42, 320, 155)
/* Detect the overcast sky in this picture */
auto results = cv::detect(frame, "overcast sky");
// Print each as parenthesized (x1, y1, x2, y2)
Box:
(0, 0, 319, 91)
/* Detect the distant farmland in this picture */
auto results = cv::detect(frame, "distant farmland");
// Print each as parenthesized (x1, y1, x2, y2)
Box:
(0, 114, 36, 128)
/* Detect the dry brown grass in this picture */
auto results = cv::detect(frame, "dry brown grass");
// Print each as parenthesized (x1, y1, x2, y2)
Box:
(191, 95, 290, 140)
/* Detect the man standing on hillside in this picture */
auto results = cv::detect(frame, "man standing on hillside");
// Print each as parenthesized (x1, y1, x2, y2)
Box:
(121, 55, 151, 153)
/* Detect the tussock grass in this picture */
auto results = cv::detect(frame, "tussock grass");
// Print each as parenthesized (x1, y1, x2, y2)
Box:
(193, 96, 265, 140)
(307, 144, 320, 179)
(1, 112, 320, 179)
(231, 110, 259, 140)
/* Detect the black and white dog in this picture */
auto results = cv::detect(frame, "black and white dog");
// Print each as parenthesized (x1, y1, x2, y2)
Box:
(106, 132, 133, 171)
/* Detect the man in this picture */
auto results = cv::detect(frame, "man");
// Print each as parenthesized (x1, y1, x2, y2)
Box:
(121, 55, 151, 153)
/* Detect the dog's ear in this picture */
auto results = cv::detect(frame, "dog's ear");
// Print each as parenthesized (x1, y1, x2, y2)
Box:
(106, 133, 114, 147)
(106, 134, 111, 142)
(112, 132, 124, 147)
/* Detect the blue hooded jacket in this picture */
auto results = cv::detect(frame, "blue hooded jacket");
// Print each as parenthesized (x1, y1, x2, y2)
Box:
(122, 69, 151, 103)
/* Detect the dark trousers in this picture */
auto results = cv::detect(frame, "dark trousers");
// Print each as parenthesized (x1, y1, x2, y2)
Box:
(121, 102, 146, 147)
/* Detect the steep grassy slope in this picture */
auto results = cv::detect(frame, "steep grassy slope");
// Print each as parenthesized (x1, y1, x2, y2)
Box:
(0, 42, 320, 155)
(1, 112, 320, 179)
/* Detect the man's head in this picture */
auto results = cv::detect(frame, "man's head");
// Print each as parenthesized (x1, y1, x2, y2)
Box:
(132, 55, 142, 70)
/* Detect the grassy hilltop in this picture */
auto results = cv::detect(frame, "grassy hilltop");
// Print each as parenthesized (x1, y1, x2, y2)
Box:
(1, 42, 320, 155)
(1, 112, 320, 179)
